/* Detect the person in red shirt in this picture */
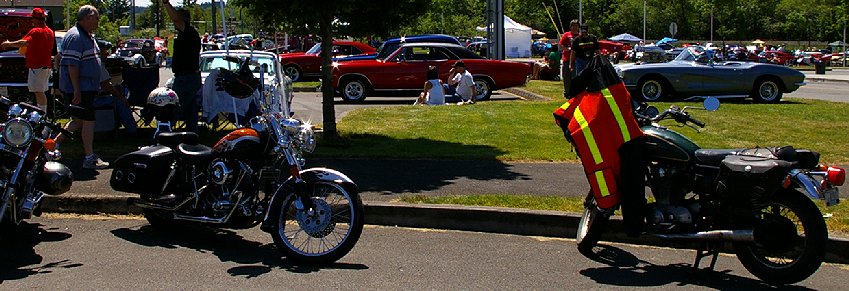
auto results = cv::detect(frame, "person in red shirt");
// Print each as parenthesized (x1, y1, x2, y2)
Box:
(0, 7, 55, 111)
(559, 19, 580, 98)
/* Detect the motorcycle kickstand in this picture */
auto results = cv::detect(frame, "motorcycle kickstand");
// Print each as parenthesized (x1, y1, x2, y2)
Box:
(692, 242, 720, 272)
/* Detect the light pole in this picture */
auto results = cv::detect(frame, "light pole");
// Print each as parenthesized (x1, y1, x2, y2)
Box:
(642, 0, 646, 41)
(579, 0, 582, 25)
(710, 4, 713, 43)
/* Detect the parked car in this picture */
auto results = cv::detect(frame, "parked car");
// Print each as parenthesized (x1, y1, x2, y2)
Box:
(331, 42, 531, 102)
(280, 41, 376, 82)
(334, 34, 461, 62)
(115, 38, 159, 68)
(758, 50, 794, 65)
(0, 8, 51, 102)
(616, 46, 805, 103)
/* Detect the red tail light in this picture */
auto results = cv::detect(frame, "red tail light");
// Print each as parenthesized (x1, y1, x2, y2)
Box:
(827, 166, 846, 186)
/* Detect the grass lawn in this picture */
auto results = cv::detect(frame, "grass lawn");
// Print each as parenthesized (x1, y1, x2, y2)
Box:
(320, 85, 849, 163)
(401, 194, 849, 235)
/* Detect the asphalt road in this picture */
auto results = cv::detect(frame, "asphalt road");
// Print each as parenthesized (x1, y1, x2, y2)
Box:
(786, 81, 849, 103)
(2, 215, 848, 289)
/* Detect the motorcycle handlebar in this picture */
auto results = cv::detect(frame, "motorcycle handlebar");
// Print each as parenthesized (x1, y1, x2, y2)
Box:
(42, 122, 73, 137)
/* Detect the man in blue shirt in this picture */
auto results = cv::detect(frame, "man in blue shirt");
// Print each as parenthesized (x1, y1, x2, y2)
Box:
(56, 5, 108, 169)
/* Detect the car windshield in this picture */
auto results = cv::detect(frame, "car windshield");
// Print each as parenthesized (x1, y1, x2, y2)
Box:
(675, 46, 708, 63)
(124, 41, 142, 48)
(200, 55, 277, 75)
(377, 43, 401, 59)
(305, 44, 321, 55)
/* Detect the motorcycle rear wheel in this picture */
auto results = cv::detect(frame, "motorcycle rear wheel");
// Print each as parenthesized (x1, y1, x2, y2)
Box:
(733, 189, 827, 285)
(271, 181, 364, 265)
(577, 193, 610, 253)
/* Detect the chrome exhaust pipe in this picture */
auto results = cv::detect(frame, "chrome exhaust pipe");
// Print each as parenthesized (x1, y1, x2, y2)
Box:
(654, 230, 755, 242)
(128, 196, 194, 211)
(172, 192, 243, 224)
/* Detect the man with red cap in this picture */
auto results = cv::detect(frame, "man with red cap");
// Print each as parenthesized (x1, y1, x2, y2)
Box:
(0, 8, 54, 112)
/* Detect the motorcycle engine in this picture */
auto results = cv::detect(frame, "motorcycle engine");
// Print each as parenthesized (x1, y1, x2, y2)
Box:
(205, 158, 253, 216)
(646, 163, 700, 231)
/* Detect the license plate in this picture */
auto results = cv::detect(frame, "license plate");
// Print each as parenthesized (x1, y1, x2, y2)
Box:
(825, 187, 840, 207)
(0, 86, 7, 97)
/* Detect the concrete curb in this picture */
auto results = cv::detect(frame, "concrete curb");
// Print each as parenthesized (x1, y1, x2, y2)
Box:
(40, 195, 849, 264)
(293, 87, 320, 93)
(501, 87, 551, 101)
(805, 77, 849, 84)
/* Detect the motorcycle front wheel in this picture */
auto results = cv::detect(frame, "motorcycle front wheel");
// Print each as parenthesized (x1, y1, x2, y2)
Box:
(733, 189, 827, 285)
(576, 193, 610, 253)
(271, 181, 364, 265)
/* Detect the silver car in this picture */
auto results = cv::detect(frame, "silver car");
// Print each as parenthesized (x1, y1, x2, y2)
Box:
(616, 46, 806, 103)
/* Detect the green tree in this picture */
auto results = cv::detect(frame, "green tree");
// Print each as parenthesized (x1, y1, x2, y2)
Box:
(234, 0, 429, 138)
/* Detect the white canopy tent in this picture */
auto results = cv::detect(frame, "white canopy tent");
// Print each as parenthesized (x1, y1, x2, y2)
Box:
(477, 16, 533, 58)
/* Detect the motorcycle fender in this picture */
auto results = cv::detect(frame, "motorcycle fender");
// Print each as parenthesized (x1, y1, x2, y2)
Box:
(790, 170, 822, 200)
(260, 167, 358, 233)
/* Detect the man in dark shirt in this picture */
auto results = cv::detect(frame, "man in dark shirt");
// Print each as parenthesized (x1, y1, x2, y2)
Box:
(163, 0, 201, 132)
(569, 25, 600, 77)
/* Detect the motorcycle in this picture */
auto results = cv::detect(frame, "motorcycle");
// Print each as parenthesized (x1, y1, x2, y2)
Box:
(110, 56, 364, 265)
(576, 97, 845, 284)
(0, 98, 74, 238)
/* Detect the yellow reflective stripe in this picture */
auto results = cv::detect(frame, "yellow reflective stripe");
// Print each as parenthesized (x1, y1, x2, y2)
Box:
(602, 88, 631, 142)
(595, 171, 611, 197)
(559, 99, 572, 110)
(574, 108, 603, 164)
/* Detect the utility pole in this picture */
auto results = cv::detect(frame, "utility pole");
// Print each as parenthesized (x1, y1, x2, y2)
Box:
(211, 0, 217, 34)
(155, 0, 160, 37)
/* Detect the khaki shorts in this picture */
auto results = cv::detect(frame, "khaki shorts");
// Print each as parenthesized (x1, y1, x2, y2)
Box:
(28, 68, 51, 93)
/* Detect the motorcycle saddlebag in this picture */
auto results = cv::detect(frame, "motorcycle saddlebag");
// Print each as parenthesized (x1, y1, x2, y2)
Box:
(110, 145, 175, 196)
(716, 154, 794, 202)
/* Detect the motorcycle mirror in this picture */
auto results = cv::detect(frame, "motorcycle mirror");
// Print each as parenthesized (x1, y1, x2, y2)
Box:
(703, 97, 720, 111)
(645, 106, 660, 118)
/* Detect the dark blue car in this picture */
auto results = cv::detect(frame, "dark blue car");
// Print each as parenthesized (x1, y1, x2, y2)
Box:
(334, 34, 461, 62)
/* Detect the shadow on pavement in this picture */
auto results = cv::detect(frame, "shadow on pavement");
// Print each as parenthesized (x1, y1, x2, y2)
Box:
(110, 225, 368, 277)
(0, 222, 77, 283)
(578, 244, 813, 290)
(313, 135, 528, 196)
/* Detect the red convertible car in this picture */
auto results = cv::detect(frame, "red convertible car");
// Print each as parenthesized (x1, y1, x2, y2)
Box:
(280, 41, 376, 81)
(332, 43, 531, 102)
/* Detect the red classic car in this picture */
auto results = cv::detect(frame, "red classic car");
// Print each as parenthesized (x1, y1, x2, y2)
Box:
(331, 42, 531, 102)
(280, 41, 376, 81)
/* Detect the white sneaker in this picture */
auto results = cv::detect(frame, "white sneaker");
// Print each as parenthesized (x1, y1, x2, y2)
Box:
(83, 155, 109, 169)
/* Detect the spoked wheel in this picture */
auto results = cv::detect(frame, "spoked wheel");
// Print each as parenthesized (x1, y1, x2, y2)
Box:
(341, 79, 368, 103)
(272, 181, 364, 265)
(636, 78, 666, 101)
(751, 78, 783, 103)
(577, 193, 610, 253)
(733, 190, 827, 285)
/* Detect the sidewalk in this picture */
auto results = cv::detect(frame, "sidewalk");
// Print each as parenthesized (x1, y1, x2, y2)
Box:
(803, 67, 849, 84)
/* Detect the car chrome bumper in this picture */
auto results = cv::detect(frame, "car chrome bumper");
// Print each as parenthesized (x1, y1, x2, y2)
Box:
(795, 82, 807, 86)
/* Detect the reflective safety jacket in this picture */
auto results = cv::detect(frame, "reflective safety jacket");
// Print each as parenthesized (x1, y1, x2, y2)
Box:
(553, 56, 643, 209)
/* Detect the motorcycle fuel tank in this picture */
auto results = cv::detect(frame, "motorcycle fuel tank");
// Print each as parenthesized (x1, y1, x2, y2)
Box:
(213, 128, 262, 159)
(642, 126, 700, 162)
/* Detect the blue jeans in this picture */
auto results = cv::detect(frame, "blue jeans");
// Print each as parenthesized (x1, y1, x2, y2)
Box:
(172, 72, 202, 132)
(93, 95, 137, 133)
(573, 57, 589, 78)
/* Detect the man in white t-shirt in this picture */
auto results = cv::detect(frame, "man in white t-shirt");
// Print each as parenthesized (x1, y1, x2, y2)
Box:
(447, 60, 477, 103)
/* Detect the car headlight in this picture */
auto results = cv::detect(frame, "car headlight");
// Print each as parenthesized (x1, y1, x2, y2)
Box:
(3, 119, 33, 147)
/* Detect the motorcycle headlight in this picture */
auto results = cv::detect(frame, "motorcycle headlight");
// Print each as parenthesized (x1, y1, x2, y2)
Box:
(297, 125, 316, 153)
(3, 119, 33, 147)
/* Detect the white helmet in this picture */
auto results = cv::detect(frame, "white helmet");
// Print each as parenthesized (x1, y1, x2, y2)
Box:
(147, 87, 179, 107)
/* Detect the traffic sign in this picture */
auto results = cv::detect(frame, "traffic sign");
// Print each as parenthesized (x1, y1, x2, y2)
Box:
(669, 22, 678, 37)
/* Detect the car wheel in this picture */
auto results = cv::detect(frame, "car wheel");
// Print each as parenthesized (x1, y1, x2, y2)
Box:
(137, 58, 146, 68)
(284, 65, 302, 82)
(636, 78, 666, 101)
(473, 78, 493, 101)
(751, 79, 783, 103)
(341, 79, 368, 103)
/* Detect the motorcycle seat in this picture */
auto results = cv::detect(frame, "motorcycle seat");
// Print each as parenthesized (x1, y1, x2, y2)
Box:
(176, 143, 213, 164)
(156, 132, 199, 148)
(694, 149, 742, 166)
